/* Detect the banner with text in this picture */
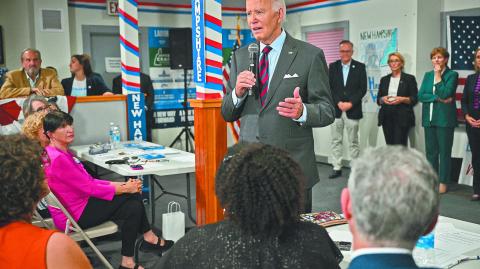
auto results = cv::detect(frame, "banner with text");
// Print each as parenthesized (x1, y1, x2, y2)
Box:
(148, 27, 195, 128)
(127, 93, 147, 141)
(358, 27, 398, 113)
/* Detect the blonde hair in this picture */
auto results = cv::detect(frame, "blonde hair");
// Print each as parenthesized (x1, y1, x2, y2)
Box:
(22, 111, 47, 143)
(388, 52, 405, 70)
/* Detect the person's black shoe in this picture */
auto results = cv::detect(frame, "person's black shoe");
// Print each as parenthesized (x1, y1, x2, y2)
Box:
(329, 169, 342, 179)
(139, 238, 174, 255)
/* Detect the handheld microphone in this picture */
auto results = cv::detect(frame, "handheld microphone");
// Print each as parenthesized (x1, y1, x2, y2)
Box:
(247, 43, 259, 96)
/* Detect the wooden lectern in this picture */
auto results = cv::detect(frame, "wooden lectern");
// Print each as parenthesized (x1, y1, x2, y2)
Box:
(190, 99, 226, 225)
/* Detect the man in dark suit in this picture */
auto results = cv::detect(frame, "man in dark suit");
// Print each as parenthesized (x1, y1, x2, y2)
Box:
(328, 40, 367, 178)
(341, 146, 439, 269)
(222, 0, 335, 213)
(112, 72, 155, 142)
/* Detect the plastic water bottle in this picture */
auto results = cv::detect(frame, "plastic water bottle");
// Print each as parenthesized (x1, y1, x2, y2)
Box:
(108, 122, 115, 146)
(413, 232, 436, 266)
(111, 126, 121, 149)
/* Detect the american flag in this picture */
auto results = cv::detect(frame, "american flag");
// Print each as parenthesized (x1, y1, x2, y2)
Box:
(222, 20, 242, 142)
(448, 16, 480, 122)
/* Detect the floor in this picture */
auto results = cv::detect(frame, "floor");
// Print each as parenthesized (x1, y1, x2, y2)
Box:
(82, 162, 480, 268)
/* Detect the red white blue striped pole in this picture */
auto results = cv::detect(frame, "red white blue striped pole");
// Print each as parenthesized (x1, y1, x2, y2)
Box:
(192, 0, 223, 100)
(118, 0, 141, 94)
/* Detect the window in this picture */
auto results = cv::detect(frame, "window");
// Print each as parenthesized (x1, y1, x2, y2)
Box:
(302, 21, 349, 65)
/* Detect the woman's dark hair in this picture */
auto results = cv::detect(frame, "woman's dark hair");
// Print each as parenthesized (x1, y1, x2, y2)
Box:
(43, 110, 74, 137)
(474, 48, 480, 72)
(71, 54, 93, 77)
(215, 143, 304, 237)
(0, 135, 46, 226)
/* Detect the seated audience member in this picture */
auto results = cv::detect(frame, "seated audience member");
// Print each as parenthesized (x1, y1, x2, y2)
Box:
(22, 94, 50, 118)
(341, 146, 439, 269)
(22, 111, 51, 218)
(0, 48, 64, 99)
(112, 72, 154, 141)
(0, 134, 91, 269)
(62, 54, 113, 96)
(156, 143, 342, 269)
(42, 111, 173, 269)
(22, 110, 49, 147)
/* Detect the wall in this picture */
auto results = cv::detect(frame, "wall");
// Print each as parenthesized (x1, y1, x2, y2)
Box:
(0, 0, 34, 70)
(443, 0, 480, 11)
(33, 0, 71, 79)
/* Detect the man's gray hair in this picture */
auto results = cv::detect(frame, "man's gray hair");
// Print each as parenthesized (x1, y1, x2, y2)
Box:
(20, 48, 42, 61)
(22, 95, 48, 118)
(272, 0, 287, 24)
(348, 146, 439, 249)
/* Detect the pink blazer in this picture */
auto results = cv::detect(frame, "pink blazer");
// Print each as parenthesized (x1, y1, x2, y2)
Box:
(44, 146, 115, 231)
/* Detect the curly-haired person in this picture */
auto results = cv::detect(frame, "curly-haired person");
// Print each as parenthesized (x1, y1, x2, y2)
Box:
(155, 143, 342, 269)
(0, 135, 91, 269)
(22, 110, 49, 146)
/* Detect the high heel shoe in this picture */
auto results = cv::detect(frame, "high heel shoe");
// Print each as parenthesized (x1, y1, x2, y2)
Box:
(139, 238, 174, 254)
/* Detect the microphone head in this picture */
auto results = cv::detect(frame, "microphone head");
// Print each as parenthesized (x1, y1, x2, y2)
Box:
(248, 43, 259, 53)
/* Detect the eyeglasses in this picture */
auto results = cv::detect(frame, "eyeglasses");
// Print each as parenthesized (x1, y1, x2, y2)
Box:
(339, 50, 352, 53)
(35, 105, 49, 113)
(35, 104, 57, 113)
(388, 59, 402, 63)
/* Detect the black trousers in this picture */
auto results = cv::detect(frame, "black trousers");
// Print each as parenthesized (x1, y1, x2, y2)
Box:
(303, 188, 312, 213)
(467, 125, 480, 195)
(382, 122, 411, 146)
(78, 193, 150, 257)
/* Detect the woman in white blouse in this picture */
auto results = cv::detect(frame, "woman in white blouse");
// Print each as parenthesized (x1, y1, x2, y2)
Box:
(377, 52, 418, 146)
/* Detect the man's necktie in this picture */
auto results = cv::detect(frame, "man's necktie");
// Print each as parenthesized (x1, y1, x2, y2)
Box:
(259, 46, 272, 107)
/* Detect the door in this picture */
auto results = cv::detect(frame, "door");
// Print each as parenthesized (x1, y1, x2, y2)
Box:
(90, 33, 120, 90)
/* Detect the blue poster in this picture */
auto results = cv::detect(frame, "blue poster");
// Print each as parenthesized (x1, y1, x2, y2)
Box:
(127, 93, 147, 141)
(148, 27, 195, 128)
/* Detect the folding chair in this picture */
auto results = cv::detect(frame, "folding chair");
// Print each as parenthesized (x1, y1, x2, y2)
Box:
(44, 192, 118, 269)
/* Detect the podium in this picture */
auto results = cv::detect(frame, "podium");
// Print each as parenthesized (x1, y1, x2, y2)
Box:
(190, 99, 226, 225)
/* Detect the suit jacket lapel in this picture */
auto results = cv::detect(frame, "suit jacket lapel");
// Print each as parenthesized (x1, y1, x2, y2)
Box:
(261, 34, 298, 110)
(345, 61, 352, 88)
(397, 72, 406, 96)
(21, 69, 30, 87)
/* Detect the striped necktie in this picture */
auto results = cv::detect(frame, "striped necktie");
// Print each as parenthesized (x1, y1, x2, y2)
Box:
(259, 46, 272, 107)
(474, 75, 480, 110)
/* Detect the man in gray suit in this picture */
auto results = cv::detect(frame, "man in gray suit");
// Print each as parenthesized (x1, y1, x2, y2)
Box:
(221, 0, 335, 212)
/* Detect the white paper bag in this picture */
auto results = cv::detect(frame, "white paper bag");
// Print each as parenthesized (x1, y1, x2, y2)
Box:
(162, 201, 185, 242)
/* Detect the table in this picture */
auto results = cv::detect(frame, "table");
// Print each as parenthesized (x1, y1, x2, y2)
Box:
(327, 216, 480, 268)
(70, 141, 196, 225)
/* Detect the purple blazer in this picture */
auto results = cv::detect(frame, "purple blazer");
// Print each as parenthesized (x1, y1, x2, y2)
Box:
(44, 146, 115, 231)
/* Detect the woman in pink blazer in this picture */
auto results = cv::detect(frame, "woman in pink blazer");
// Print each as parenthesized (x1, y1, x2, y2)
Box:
(43, 111, 173, 269)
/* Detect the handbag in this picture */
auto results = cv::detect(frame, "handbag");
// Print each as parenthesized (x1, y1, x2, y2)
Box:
(162, 201, 185, 242)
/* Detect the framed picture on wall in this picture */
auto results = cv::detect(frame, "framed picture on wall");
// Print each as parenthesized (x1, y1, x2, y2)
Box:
(0, 26, 4, 65)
